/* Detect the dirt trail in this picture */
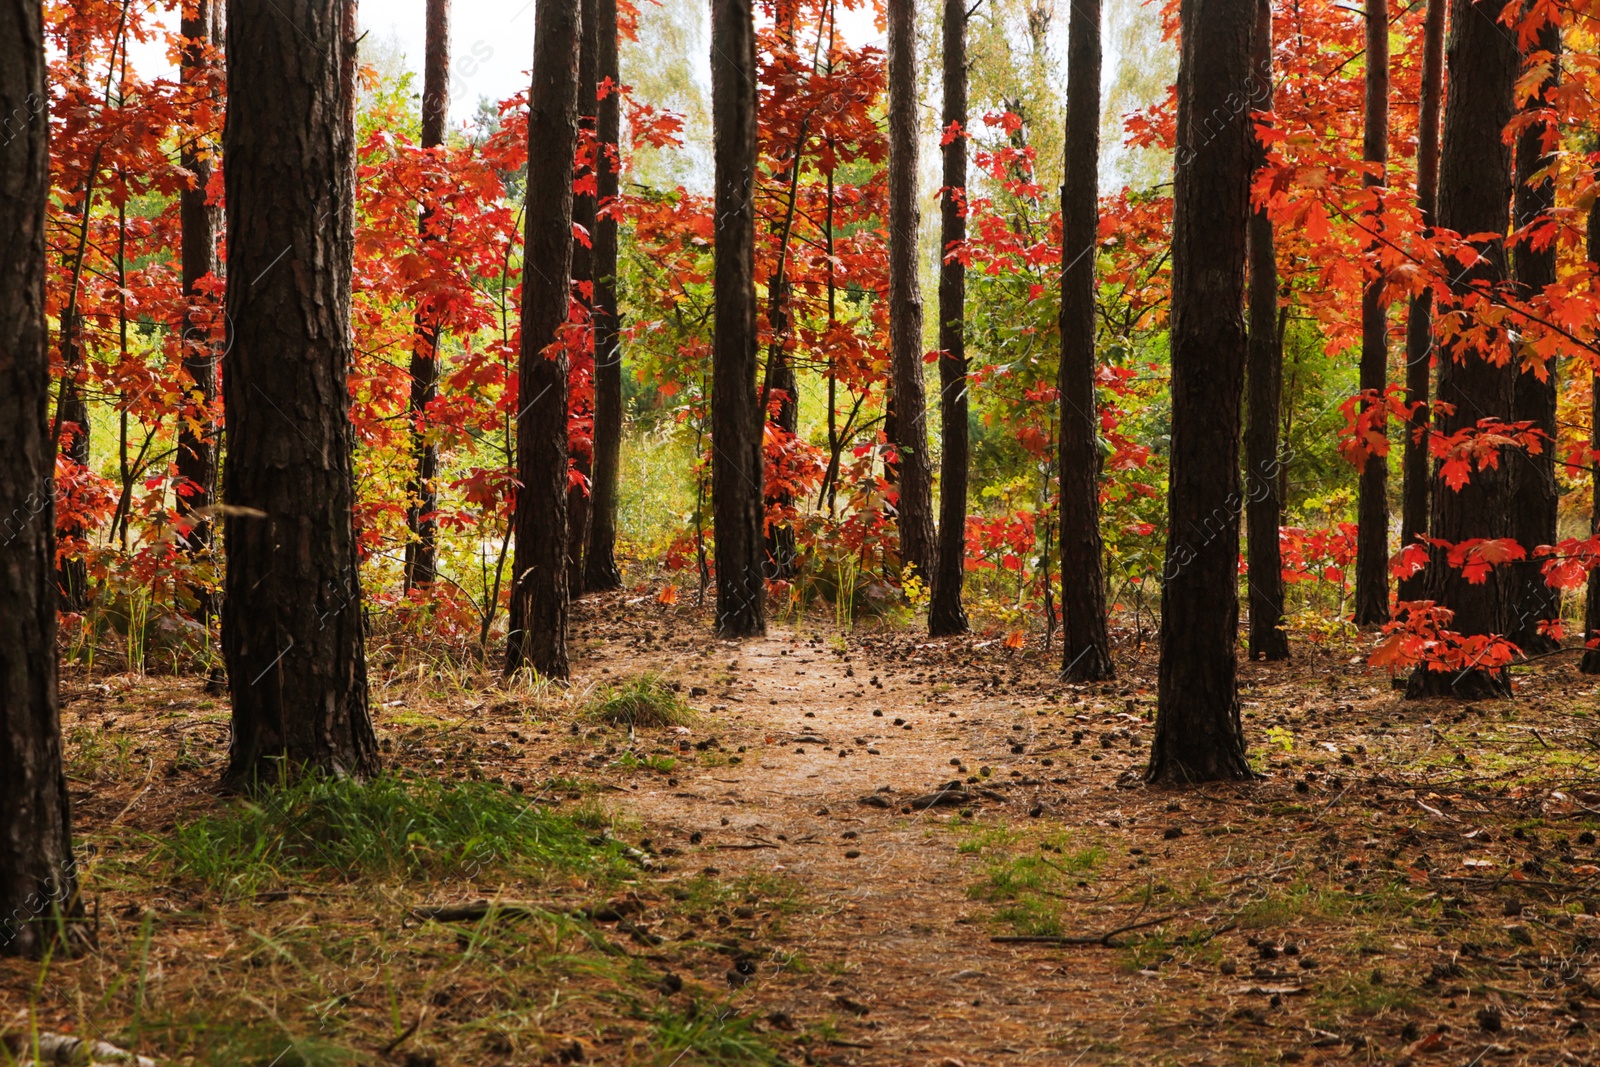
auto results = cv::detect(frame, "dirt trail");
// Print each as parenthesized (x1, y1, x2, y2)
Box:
(569, 596, 1600, 1065)
(602, 625, 1235, 1064)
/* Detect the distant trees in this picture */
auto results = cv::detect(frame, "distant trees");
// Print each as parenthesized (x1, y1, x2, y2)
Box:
(928, 0, 970, 637)
(1146, 0, 1256, 783)
(506, 0, 583, 677)
(1057, 0, 1114, 680)
(886, 0, 935, 585)
(0, 0, 81, 957)
(710, 0, 767, 637)
(1406, 0, 1520, 699)
(220, 0, 378, 784)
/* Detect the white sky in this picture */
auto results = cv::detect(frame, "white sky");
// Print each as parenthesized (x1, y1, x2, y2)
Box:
(126, 0, 884, 130)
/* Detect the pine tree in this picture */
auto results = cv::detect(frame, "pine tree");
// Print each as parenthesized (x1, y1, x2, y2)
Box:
(1146, 0, 1257, 783)
(929, 0, 970, 636)
(1353, 0, 1390, 626)
(0, 0, 81, 957)
(221, 0, 379, 785)
(506, 0, 583, 677)
(887, 0, 935, 583)
(1245, 0, 1289, 661)
(710, 0, 767, 636)
(1056, 0, 1114, 679)
(403, 0, 450, 592)
(583, 0, 625, 592)
(1405, 0, 1520, 699)
(1398, 0, 1445, 603)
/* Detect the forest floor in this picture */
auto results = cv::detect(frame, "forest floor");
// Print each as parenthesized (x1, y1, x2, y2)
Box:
(8, 592, 1600, 1066)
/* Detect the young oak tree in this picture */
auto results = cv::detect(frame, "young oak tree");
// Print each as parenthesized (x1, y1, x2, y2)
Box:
(928, 0, 970, 636)
(506, 0, 582, 677)
(1146, 0, 1257, 783)
(1405, 0, 1520, 699)
(1398, 0, 1445, 604)
(887, 0, 935, 584)
(1244, 0, 1288, 662)
(1056, 0, 1114, 679)
(710, 0, 767, 637)
(221, 0, 379, 786)
(1506, 17, 1562, 654)
(583, 0, 624, 592)
(1352, 0, 1390, 627)
(403, 0, 450, 592)
(0, 0, 81, 957)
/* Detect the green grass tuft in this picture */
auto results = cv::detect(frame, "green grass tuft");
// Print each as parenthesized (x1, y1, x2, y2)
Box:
(157, 775, 632, 896)
(587, 674, 693, 729)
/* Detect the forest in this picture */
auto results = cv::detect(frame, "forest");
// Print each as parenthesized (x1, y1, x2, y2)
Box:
(6, 0, 1600, 1061)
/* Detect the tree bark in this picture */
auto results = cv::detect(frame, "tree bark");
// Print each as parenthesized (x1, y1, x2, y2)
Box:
(177, 0, 221, 590)
(1146, 0, 1256, 784)
(1245, 0, 1288, 662)
(566, 0, 599, 593)
(1398, 0, 1445, 603)
(506, 0, 582, 677)
(929, 0, 970, 637)
(1405, 0, 1519, 699)
(403, 0, 450, 592)
(710, 0, 767, 636)
(0, 0, 80, 958)
(583, 0, 624, 592)
(221, 0, 378, 786)
(1056, 0, 1113, 679)
(887, 0, 935, 583)
(1506, 15, 1561, 654)
(1353, 0, 1390, 626)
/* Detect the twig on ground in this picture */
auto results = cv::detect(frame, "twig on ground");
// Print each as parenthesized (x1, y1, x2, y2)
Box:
(990, 913, 1178, 948)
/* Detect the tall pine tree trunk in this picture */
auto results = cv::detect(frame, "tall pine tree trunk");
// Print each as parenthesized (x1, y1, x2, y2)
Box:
(1399, 0, 1444, 603)
(566, 0, 599, 593)
(1506, 16, 1561, 653)
(1585, 174, 1600, 675)
(928, 0, 970, 636)
(710, 0, 767, 636)
(1405, 0, 1519, 700)
(1146, 0, 1256, 784)
(506, 0, 582, 677)
(221, 0, 378, 786)
(0, 0, 80, 957)
(403, 0, 450, 592)
(176, 0, 220, 590)
(1353, 0, 1390, 626)
(583, 0, 624, 592)
(887, 0, 935, 583)
(53, 33, 92, 615)
(1245, 0, 1288, 661)
(1056, 0, 1113, 680)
